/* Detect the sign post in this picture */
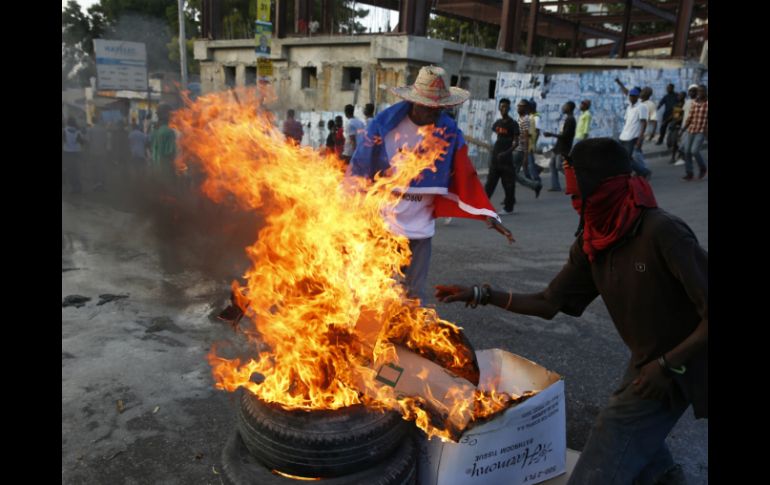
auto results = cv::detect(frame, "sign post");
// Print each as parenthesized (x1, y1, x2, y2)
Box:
(93, 40, 148, 92)
(255, 0, 273, 84)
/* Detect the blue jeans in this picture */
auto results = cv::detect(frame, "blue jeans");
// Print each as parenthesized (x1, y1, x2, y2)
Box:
(620, 138, 651, 177)
(513, 151, 541, 192)
(550, 153, 564, 190)
(528, 152, 542, 184)
(682, 132, 707, 176)
(403, 237, 432, 302)
(568, 367, 689, 485)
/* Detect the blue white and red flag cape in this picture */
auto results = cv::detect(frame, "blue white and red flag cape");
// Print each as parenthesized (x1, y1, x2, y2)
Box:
(350, 101, 500, 223)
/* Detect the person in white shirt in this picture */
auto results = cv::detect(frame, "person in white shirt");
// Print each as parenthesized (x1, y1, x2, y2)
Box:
(350, 66, 513, 301)
(641, 87, 658, 142)
(615, 80, 652, 179)
(341, 104, 365, 164)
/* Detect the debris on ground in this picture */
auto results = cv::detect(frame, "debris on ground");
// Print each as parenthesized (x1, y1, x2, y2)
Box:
(97, 294, 130, 306)
(63, 295, 91, 308)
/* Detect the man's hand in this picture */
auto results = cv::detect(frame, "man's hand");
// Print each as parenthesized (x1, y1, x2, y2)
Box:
(435, 285, 474, 305)
(632, 360, 671, 400)
(486, 217, 515, 244)
(635, 139, 643, 150)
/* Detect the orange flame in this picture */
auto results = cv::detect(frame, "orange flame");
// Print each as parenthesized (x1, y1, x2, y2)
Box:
(174, 86, 516, 441)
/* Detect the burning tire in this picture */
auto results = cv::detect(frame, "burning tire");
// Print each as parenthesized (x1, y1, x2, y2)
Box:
(222, 429, 417, 484)
(236, 390, 412, 478)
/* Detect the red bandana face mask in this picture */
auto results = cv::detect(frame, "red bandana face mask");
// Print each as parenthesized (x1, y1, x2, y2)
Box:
(564, 163, 582, 211)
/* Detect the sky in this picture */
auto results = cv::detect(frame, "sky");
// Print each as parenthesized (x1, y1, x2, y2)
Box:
(63, 1, 400, 33)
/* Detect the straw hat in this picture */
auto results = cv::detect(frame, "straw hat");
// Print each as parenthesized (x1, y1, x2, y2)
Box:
(391, 65, 470, 108)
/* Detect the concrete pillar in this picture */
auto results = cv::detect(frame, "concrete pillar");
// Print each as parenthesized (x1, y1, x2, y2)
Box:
(618, 0, 632, 58)
(235, 64, 245, 87)
(412, 0, 432, 37)
(498, 0, 523, 54)
(321, 0, 333, 34)
(572, 22, 581, 57)
(275, 0, 287, 38)
(672, 0, 695, 57)
(295, 0, 312, 35)
(201, 0, 222, 40)
(526, 0, 538, 56)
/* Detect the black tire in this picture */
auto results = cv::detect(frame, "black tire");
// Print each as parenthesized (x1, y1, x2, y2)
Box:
(237, 390, 412, 478)
(222, 429, 417, 485)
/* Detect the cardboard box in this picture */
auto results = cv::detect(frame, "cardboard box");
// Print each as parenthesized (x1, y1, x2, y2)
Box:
(418, 349, 566, 485)
(354, 343, 479, 439)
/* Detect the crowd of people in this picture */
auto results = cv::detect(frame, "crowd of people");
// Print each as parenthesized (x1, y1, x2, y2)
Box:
(61, 104, 179, 195)
(279, 76, 707, 218)
(282, 103, 377, 162)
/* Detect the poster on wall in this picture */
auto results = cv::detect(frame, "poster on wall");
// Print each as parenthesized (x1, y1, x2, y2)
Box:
(255, 21, 272, 56)
(494, 68, 707, 151)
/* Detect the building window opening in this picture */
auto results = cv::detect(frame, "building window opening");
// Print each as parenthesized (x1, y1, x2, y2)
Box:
(302, 67, 318, 89)
(342, 67, 362, 91)
(246, 67, 257, 85)
(488, 79, 496, 99)
(224, 66, 236, 88)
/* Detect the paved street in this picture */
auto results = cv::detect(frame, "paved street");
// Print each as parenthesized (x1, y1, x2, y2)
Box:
(62, 146, 708, 484)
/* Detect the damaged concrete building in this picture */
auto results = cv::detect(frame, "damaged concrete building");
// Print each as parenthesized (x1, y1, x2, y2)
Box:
(193, 0, 708, 110)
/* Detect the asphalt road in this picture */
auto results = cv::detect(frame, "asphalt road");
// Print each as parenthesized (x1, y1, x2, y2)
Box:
(62, 145, 707, 484)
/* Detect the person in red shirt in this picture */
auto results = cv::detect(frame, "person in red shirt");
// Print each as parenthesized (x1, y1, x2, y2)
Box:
(334, 115, 345, 158)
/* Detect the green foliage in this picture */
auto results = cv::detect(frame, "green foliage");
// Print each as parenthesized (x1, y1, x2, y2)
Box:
(168, 37, 200, 75)
(427, 15, 498, 49)
(62, 0, 203, 87)
(336, 2, 369, 34)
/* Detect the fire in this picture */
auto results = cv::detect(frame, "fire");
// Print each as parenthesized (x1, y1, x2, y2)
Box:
(173, 86, 519, 441)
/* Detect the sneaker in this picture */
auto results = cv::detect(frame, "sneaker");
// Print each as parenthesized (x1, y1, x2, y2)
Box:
(443, 217, 453, 225)
(498, 209, 514, 216)
(653, 463, 687, 485)
(698, 169, 707, 180)
(547, 187, 561, 192)
(682, 174, 694, 181)
(674, 159, 685, 166)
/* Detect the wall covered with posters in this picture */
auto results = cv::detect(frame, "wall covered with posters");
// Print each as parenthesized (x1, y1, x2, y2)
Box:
(285, 67, 707, 166)
(461, 68, 708, 155)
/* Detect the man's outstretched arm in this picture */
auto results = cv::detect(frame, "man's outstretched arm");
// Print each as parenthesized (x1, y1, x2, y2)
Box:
(435, 285, 559, 319)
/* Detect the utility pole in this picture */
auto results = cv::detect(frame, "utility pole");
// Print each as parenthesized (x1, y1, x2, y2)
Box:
(178, 0, 188, 89)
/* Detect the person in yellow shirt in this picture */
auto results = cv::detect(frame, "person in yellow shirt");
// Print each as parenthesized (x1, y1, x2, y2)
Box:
(575, 100, 592, 142)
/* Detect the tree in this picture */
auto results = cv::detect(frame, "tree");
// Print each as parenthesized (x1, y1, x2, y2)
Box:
(427, 15, 498, 49)
(336, 1, 369, 34)
(62, 0, 203, 88)
(62, 0, 106, 87)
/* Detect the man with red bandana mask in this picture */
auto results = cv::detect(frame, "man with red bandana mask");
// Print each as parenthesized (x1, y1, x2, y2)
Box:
(435, 138, 707, 485)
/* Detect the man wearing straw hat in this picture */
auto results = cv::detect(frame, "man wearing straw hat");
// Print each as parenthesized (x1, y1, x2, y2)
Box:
(350, 65, 513, 302)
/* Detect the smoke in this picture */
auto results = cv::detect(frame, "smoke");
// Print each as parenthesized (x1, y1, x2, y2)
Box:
(66, 148, 263, 285)
(103, 13, 175, 73)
